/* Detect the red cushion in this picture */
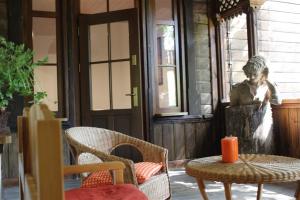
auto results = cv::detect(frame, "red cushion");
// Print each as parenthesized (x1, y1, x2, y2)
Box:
(81, 170, 112, 188)
(65, 184, 148, 200)
(81, 162, 163, 187)
(134, 162, 162, 184)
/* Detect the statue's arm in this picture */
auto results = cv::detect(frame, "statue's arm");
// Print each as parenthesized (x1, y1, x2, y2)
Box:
(266, 80, 282, 105)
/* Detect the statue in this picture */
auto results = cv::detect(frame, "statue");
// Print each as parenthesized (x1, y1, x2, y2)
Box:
(226, 55, 281, 154)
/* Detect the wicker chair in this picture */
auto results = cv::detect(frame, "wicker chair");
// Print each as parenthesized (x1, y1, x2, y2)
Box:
(65, 127, 171, 200)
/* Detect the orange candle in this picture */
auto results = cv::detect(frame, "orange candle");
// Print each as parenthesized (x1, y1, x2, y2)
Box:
(221, 136, 238, 163)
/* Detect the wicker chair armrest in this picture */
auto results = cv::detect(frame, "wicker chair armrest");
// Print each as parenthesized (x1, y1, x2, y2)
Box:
(69, 141, 138, 185)
(64, 161, 125, 184)
(124, 137, 168, 170)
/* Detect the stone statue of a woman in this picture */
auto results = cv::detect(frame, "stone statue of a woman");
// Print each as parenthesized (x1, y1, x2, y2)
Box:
(226, 55, 281, 154)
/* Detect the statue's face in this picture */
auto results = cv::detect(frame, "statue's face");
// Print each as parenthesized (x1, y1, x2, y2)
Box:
(246, 71, 263, 85)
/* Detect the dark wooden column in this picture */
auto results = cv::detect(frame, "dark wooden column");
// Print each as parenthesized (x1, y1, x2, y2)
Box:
(246, 7, 258, 58)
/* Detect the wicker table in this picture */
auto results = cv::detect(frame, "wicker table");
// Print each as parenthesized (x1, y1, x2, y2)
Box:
(185, 154, 300, 200)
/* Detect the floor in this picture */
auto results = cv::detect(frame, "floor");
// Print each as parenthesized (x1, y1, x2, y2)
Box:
(4, 168, 297, 200)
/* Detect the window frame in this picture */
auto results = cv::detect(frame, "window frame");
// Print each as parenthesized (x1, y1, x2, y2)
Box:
(29, 0, 66, 117)
(152, 0, 184, 116)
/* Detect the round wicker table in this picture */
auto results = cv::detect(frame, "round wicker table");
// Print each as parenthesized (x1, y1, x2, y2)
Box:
(185, 154, 300, 200)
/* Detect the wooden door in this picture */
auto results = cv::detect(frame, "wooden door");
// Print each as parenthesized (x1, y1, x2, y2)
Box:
(79, 9, 143, 140)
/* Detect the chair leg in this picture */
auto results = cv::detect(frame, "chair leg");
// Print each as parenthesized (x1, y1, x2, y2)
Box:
(196, 179, 209, 200)
(223, 182, 232, 200)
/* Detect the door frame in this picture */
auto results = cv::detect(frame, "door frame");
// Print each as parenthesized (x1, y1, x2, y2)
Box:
(78, 8, 144, 139)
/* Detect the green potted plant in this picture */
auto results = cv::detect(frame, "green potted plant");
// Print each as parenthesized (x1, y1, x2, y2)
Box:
(0, 36, 47, 130)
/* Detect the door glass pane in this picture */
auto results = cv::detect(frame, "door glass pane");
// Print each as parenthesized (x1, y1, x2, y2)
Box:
(32, 0, 55, 12)
(90, 63, 110, 110)
(155, 0, 173, 21)
(80, 0, 107, 14)
(32, 17, 57, 63)
(111, 21, 130, 60)
(90, 24, 108, 62)
(112, 61, 131, 109)
(34, 66, 58, 111)
(157, 25, 175, 65)
(109, 0, 134, 12)
(158, 67, 177, 108)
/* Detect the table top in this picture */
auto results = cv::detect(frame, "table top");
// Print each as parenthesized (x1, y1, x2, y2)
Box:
(186, 154, 300, 184)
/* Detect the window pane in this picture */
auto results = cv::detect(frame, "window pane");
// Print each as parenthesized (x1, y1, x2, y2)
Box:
(32, 0, 55, 11)
(89, 24, 108, 62)
(258, 1, 300, 99)
(109, 0, 134, 12)
(155, 0, 173, 21)
(158, 67, 177, 108)
(112, 61, 131, 109)
(156, 25, 175, 65)
(80, 0, 107, 14)
(111, 21, 130, 60)
(90, 63, 110, 110)
(32, 17, 57, 63)
(34, 66, 58, 111)
(223, 13, 248, 101)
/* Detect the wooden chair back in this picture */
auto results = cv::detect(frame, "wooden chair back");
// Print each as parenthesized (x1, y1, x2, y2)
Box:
(18, 104, 64, 200)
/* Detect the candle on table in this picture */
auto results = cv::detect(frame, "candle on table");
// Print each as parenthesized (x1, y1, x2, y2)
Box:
(221, 136, 238, 163)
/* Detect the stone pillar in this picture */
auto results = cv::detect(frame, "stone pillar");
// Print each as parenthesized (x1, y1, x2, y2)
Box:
(225, 104, 274, 154)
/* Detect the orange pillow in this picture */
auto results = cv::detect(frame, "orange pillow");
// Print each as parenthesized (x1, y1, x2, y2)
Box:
(81, 162, 163, 187)
(81, 170, 112, 188)
(134, 162, 163, 184)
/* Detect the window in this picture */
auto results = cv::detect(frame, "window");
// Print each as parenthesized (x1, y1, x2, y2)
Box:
(219, 0, 300, 101)
(257, 0, 300, 100)
(31, 0, 63, 114)
(221, 13, 248, 101)
(153, 0, 182, 115)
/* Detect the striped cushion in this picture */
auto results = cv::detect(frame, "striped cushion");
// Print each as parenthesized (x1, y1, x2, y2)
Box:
(81, 162, 162, 187)
(81, 170, 112, 188)
(135, 162, 162, 184)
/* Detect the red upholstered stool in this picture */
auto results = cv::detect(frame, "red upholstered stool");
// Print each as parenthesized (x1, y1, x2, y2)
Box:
(65, 184, 148, 200)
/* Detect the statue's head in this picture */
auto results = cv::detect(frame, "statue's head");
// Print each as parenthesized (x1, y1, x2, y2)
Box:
(242, 55, 268, 84)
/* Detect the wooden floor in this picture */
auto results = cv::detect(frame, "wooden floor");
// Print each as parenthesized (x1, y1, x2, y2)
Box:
(3, 168, 297, 200)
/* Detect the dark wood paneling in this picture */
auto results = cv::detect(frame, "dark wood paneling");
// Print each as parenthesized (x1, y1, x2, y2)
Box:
(174, 123, 185, 160)
(184, 123, 196, 159)
(273, 100, 300, 158)
(162, 124, 175, 160)
(153, 124, 163, 147)
(153, 119, 214, 161)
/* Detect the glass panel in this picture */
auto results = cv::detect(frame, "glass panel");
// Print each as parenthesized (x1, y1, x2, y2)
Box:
(155, 0, 173, 21)
(258, 1, 300, 99)
(156, 25, 175, 65)
(80, 0, 107, 14)
(112, 61, 131, 109)
(32, 17, 57, 63)
(90, 63, 110, 110)
(222, 13, 248, 101)
(34, 66, 58, 111)
(109, 0, 134, 12)
(158, 67, 177, 108)
(111, 21, 130, 60)
(89, 24, 108, 62)
(32, 0, 55, 12)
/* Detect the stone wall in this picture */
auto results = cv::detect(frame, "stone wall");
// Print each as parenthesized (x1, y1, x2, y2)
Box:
(0, 0, 7, 37)
(188, 0, 212, 115)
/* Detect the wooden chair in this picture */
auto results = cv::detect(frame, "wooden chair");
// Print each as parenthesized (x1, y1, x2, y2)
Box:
(65, 127, 171, 200)
(18, 104, 148, 200)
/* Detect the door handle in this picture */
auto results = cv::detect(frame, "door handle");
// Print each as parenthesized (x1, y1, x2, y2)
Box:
(125, 93, 136, 96)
